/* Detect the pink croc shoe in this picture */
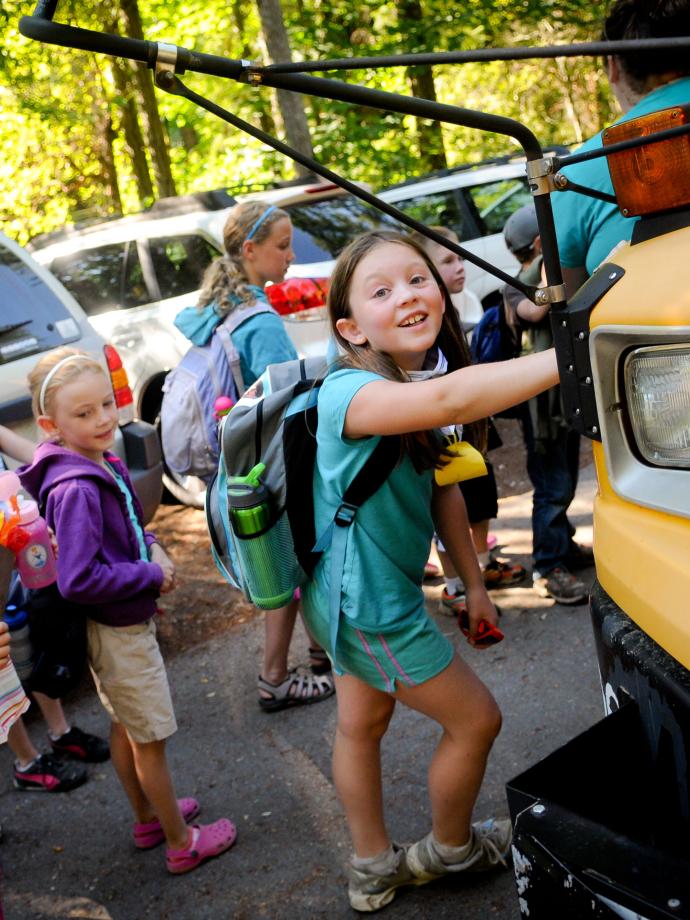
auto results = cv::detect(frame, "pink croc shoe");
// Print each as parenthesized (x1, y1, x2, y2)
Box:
(134, 797, 201, 849)
(166, 819, 237, 875)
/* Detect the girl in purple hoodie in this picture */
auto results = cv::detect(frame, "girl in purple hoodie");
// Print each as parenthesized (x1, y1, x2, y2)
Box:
(20, 347, 236, 875)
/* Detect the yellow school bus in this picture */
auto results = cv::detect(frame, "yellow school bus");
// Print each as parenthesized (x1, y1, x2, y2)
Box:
(508, 104, 690, 919)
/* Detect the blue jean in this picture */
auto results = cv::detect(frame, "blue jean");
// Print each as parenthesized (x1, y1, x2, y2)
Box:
(521, 412, 581, 576)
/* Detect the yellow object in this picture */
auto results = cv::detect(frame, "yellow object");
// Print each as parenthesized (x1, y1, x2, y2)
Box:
(435, 440, 487, 486)
(590, 224, 690, 668)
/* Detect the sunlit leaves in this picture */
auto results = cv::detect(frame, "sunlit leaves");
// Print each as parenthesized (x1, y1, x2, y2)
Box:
(2, 0, 614, 243)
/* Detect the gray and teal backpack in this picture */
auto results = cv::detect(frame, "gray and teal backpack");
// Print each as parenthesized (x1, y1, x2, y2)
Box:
(205, 356, 399, 613)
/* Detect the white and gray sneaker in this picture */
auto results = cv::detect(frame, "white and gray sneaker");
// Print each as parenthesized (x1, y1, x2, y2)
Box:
(347, 843, 419, 912)
(406, 818, 513, 883)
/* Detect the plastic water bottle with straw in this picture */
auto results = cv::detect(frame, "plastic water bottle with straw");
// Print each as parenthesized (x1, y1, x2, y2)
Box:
(0, 471, 57, 590)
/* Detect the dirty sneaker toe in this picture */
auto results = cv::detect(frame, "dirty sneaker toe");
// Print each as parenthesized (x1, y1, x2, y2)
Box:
(50, 725, 110, 763)
(407, 819, 512, 882)
(440, 589, 467, 618)
(533, 566, 588, 605)
(348, 843, 418, 912)
(13, 753, 87, 792)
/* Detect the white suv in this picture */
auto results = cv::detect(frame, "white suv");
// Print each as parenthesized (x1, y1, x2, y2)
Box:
(31, 181, 399, 504)
(377, 152, 565, 307)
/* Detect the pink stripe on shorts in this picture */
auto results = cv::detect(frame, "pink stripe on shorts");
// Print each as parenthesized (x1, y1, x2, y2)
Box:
(355, 629, 417, 693)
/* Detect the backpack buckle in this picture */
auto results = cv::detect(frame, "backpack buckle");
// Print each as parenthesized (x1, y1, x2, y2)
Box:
(334, 502, 357, 528)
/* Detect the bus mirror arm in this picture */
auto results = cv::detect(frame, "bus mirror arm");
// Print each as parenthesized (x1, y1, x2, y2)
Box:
(551, 264, 626, 441)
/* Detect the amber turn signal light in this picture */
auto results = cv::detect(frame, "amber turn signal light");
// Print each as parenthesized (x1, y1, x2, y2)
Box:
(604, 105, 690, 218)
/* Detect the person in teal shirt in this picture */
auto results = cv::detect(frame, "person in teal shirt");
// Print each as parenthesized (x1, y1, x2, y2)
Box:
(552, 0, 690, 294)
(177, 201, 335, 713)
(302, 230, 561, 912)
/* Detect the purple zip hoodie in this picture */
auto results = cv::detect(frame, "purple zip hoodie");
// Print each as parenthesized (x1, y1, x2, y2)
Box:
(18, 442, 164, 627)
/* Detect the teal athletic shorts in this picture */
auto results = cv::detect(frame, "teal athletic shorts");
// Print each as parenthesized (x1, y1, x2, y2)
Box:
(302, 599, 454, 694)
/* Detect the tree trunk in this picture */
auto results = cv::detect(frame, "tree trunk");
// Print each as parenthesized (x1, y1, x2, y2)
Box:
(97, 111, 123, 213)
(232, 1, 280, 141)
(398, 0, 447, 172)
(118, 0, 177, 199)
(256, 0, 314, 179)
(111, 57, 155, 204)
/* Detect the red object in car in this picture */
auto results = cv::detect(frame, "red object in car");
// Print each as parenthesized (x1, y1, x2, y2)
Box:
(265, 277, 329, 316)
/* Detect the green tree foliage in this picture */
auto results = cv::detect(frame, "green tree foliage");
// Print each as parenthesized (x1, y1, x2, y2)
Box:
(1, 0, 616, 243)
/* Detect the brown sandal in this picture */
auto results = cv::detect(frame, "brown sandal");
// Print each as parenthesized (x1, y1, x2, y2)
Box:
(257, 668, 335, 712)
(483, 559, 527, 588)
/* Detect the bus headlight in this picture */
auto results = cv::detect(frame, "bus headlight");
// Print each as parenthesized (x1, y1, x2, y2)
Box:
(625, 345, 690, 468)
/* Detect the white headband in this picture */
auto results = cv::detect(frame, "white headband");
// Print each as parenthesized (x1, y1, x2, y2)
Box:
(38, 355, 94, 415)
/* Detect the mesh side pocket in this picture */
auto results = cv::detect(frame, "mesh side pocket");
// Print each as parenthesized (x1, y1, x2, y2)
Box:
(230, 509, 303, 610)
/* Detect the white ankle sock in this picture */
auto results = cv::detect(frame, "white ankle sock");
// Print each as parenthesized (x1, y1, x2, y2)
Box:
(430, 832, 472, 864)
(49, 725, 71, 742)
(477, 551, 491, 569)
(352, 845, 398, 875)
(444, 576, 462, 595)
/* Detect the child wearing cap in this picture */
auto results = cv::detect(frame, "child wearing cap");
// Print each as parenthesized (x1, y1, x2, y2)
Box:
(502, 205, 593, 606)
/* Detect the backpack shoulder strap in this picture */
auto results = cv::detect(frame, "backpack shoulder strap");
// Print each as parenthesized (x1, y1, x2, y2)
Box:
(215, 302, 277, 397)
(318, 435, 400, 670)
(222, 301, 276, 334)
(341, 436, 400, 511)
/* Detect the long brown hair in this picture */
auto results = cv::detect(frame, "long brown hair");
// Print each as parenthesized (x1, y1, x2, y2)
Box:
(197, 200, 289, 317)
(327, 231, 487, 471)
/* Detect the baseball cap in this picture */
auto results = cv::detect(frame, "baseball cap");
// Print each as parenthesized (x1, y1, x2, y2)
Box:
(503, 204, 539, 252)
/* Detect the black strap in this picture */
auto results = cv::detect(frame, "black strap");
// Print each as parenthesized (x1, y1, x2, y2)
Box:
(342, 435, 400, 511)
(254, 400, 263, 469)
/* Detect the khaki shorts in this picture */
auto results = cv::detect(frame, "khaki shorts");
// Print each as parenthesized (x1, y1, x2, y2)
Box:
(87, 618, 177, 744)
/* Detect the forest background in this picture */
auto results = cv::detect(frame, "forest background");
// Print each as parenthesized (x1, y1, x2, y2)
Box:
(1, 0, 616, 244)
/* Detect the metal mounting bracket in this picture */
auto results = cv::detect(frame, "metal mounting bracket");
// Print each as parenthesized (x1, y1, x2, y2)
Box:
(526, 156, 557, 196)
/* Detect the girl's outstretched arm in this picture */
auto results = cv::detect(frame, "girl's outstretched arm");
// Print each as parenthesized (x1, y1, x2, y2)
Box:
(432, 484, 498, 639)
(344, 349, 558, 438)
(0, 425, 35, 464)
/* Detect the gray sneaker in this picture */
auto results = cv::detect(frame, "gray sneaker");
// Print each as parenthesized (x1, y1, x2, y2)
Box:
(533, 566, 588, 605)
(347, 843, 418, 912)
(406, 819, 513, 882)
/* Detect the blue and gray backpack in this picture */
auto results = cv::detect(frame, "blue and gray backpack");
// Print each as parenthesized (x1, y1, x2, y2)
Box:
(160, 302, 273, 482)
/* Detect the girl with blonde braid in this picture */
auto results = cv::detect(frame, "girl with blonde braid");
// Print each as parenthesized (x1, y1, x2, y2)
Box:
(177, 201, 335, 710)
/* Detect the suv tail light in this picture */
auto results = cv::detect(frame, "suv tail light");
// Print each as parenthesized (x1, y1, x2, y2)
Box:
(265, 277, 329, 319)
(103, 344, 135, 424)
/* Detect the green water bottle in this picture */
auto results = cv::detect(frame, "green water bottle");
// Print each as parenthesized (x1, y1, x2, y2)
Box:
(227, 464, 295, 609)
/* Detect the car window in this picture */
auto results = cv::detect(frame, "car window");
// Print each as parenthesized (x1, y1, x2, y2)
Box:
(383, 190, 474, 243)
(0, 243, 81, 363)
(49, 242, 150, 316)
(148, 234, 220, 300)
(285, 196, 401, 263)
(464, 178, 532, 235)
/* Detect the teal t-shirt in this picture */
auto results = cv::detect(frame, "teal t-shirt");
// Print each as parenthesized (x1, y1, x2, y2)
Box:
(232, 309, 298, 387)
(304, 367, 435, 634)
(552, 77, 690, 274)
